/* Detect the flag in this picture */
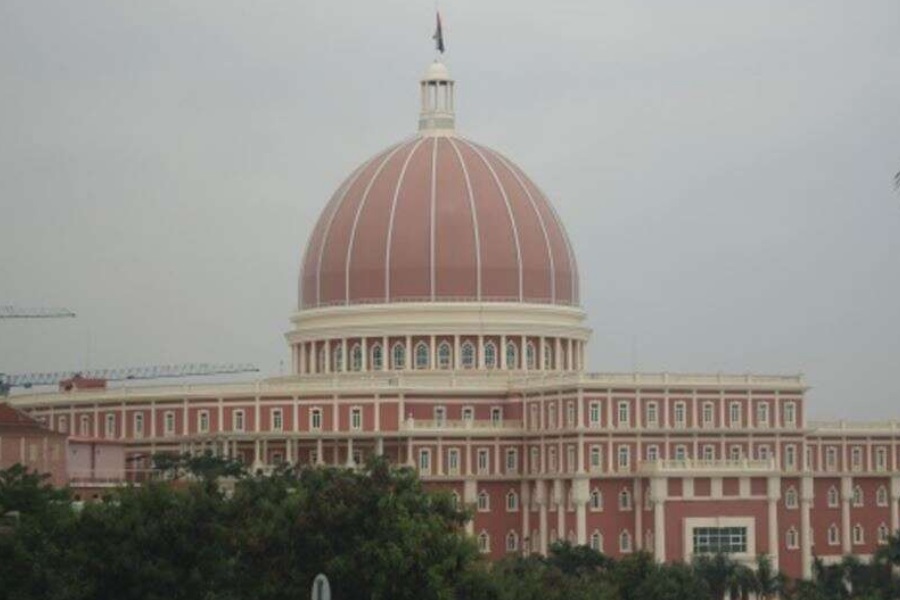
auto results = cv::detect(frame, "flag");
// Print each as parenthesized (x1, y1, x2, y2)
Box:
(433, 11, 445, 53)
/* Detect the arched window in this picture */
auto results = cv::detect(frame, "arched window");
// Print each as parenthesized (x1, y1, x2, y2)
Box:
(332, 343, 344, 372)
(877, 485, 889, 507)
(590, 530, 603, 552)
(414, 342, 429, 369)
(437, 342, 452, 370)
(506, 490, 519, 512)
(852, 524, 864, 545)
(618, 488, 632, 511)
(478, 531, 490, 553)
(852, 485, 864, 507)
(391, 342, 406, 370)
(543, 341, 553, 370)
(477, 490, 490, 511)
(827, 486, 839, 508)
(827, 524, 840, 546)
(506, 531, 519, 552)
(484, 341, 497, 369)
(450, 491, 460, 508)
(619, 530, 632, 553)
(370, 343, 383, 371)
(461, 341, 476, 369)
(506, 342, 518, 369)
(786, 527, 799, 549)
(785, 487, 798, 509)
(590, 488, 603, 511)
(526, 341, 536, 369)
(350, 344, 362, 371)
(878, 523, 890, 544)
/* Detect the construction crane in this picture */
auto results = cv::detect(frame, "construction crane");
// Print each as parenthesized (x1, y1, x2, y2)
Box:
(0, 363, 260, 396)
(0, 306, 76, 319)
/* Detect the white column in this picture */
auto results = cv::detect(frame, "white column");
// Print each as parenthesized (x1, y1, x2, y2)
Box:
(841, 476, 852, 554)
(539, 337, 546, 371)
(346, 438, 354, 467)
(324, 340, 331, 373)
(573, 478, 589, 545)
(285, 438, 293, 465)
(405, 335, 412, 370)
(316, 438, 324, 464)
(891, 477, 900, 533)
(478, 335, 485, 369)
(521, 336, 528, 371)
(500, 335, 508, 370)
(464, 480, 477, 536)
(767, 476, 780, 569)
(361, 337, 368, 372)
(635, 480, 643, 550)
(555, 338, 562, 370)
(522, 481, 531, 553)
(536, 480, 548, 554)
(651, 477, 667, 561)
(454, 335, 461, 370)
(341, 339, 348, 373)
(801, 476, 814, 579)
(430, 335, 436, 370)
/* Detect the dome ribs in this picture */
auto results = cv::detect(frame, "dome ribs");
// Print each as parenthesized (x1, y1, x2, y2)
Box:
(454, 139, 521, 302)
(384, 138, 429, 302)
(386, 137, 433, 301)
(346, 140, 418, 305)
(308, 144, 399, 308)
(473, 142, 554, 304)
(445, 137, 482, 300)
(503, 159, 578, 306)
(433, 138, 478, 300)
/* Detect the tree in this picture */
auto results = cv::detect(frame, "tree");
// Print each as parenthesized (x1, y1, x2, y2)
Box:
(754, 554, 787, 600)
(693, 553, 738, 600)
(0, 463, 70, 516)
(635, 562, 709, 600)
(546, 540, 611, 576)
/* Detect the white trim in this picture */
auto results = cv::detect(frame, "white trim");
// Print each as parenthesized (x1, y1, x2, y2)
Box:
(315, 145, 398, 306)
(483, 145, 557, 303)
(429, 138, 438, 299)
(459, 139, 524, 302)
(684, 516, 756, 562)
(345, 142, 408, 305)
(446, 137, 482, 299)
(384, 137, 428, 301)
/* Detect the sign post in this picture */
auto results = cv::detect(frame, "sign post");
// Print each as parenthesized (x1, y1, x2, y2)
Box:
(311, 574, 331, 600)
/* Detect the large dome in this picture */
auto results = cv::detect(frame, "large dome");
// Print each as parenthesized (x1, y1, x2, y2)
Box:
(299, 63, 579, 310)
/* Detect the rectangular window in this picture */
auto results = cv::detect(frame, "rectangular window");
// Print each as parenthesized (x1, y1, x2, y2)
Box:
(58, 416, 68, 434)
(477, 449, 490, 475)
(567, 445, 576, 473)
(617, 445, 630, 471)
(692, 527, 748, 555)
(548, 447, 558, 473)
(419, 449, 431, 474)
(463, 406, 475, 425)
(548, 403, 557, 429)
(674, 445, 687, 461)
(646, 445, 659, 462)
(785, 445, 796, 470)
(730, 402, 741, 428)
(134, 413, 144, 439)
(272, 409, 283, 432)
(702, 445, 715, 460)
(805, 446, 813, 470)
(233, 410, 245, 433)
(79, 415, 90, 437)
(729, 445, 742, 461)
(674, 402, 686, 428)
(566, 402, 576, 428)
(491, 407, 503, 427)
(646, 402, 658, 426)
(531, 447, 540, 474)
(702, 403, 714, 427)
(351, 407, 362, 431)
(434, 406, 447, 427)
(448, 448, 460, 475)
(164, 411, 175, 436)
(353, 450, 364, 466)
(826, 447, 837, 471)
(851, 447, 862, 471)
(784, 401, 796, 426)
(105, 413, 116, 438)
(590, 445, 602, 471)
(618, 401, 630, 427)
(757, 445, 771, 460)
(506, 448, 518, 474)
(199, 410, 210, 433)
(876, 447, 888, 472)
(589, 401, 601, 426)
(311, 408, 322, 431)
(757, 402, 769, 427)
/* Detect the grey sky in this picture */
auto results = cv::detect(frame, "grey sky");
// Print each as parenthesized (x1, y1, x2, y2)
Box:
(1, 1, 898, 419)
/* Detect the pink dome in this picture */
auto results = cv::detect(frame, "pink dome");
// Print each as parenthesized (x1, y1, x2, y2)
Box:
(299, 136, 579, 309)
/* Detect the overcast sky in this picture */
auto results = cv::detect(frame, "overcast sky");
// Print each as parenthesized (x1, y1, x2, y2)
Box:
(1, 1, 898, 419)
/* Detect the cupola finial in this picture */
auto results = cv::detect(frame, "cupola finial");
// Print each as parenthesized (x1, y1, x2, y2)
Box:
(418, 60, 455, 135)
